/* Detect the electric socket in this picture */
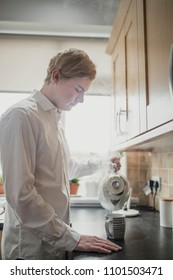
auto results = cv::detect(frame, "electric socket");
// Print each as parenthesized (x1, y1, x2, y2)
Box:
(151, 176, 161, 191)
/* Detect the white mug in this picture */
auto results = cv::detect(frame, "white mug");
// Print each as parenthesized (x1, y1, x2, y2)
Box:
(105, 212, 126, 240)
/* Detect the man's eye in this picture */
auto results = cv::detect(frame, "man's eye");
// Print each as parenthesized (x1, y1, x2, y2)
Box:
(76, 88, 82, 93)
(76, 88, 80, 93)
(76, 87, 84, 94)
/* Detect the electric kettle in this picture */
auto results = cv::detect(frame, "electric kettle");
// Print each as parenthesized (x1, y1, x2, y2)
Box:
(98, 170, 130, 211)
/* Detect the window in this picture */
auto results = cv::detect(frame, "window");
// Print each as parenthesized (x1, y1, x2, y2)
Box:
(0, 92, 30, 117)
(65, 94, 112, 157)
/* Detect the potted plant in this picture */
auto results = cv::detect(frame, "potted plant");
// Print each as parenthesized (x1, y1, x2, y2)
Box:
(69, 178, 80, 195)
(0, 175, 4, 194)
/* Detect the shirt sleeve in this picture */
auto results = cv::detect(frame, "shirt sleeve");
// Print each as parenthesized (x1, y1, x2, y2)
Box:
(69, 154, 107, 180)
(0, 109, 80, 252)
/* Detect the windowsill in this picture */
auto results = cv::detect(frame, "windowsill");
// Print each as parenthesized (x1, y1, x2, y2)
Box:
(70, 195, 139, 207)
(70, 196, 101, 207)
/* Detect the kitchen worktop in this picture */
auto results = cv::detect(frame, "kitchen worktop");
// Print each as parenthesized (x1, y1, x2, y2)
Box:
(1, 204, 172, 260)
(70, 207, 173, 260)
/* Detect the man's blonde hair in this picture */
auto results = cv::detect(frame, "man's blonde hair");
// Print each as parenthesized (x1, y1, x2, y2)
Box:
(44, 48, 96, 84)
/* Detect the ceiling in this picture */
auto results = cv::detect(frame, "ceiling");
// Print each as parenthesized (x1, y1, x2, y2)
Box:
(0, 0, 121, 38)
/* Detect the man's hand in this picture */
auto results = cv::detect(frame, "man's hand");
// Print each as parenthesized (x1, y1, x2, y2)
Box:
(74, 235, 122, 253)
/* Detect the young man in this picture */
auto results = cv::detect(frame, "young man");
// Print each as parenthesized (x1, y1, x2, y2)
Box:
(0, 48, 121, 259)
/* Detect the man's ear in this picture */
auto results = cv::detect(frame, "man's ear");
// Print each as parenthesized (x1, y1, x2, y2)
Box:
(51, 70, 60, 83)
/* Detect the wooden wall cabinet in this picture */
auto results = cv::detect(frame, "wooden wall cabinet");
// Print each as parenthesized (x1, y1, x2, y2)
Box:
(107, 0, 173, 147)
(145, 0, 173, 129)
(107, 0, 146, 145)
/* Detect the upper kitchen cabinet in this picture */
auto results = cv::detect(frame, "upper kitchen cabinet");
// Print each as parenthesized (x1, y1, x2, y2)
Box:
(145, 0, 173, 129)
(107, 0, 173, 148)
(106, 0, 147, 145)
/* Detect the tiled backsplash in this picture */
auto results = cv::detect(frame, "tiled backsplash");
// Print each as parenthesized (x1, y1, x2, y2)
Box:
(126, 140, 173, 211)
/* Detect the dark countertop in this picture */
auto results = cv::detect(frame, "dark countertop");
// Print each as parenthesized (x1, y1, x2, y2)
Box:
(71, 206, 173, 260)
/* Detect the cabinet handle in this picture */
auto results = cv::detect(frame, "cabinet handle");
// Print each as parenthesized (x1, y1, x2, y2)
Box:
(116, 108, 127, 135)
(168, 44, 173, 97)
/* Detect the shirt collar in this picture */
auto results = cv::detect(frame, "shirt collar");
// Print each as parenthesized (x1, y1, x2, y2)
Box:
(32, 90, 61, 114)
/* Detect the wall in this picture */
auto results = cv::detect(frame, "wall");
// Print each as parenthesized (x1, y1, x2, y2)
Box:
(0, 35, 112, 95)
(126, 137, 173, 211)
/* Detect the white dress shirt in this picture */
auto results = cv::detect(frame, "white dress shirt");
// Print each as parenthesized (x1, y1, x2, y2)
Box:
(0, 90, 103, 259)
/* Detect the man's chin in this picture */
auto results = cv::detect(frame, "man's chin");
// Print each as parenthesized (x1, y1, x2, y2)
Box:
(68, 103, 76, 110)
(65, 104, 74, 111)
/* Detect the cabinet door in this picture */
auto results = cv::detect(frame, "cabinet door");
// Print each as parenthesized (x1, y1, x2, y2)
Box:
(112, 0, 145, 144)
(112, 26, 127, 144)
(145, 0, 173, 129)
(124, 0, 141, 139)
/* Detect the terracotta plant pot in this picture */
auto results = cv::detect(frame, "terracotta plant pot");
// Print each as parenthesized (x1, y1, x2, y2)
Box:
(0, 183, 4, 194)
(70, 183, 79, 195)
